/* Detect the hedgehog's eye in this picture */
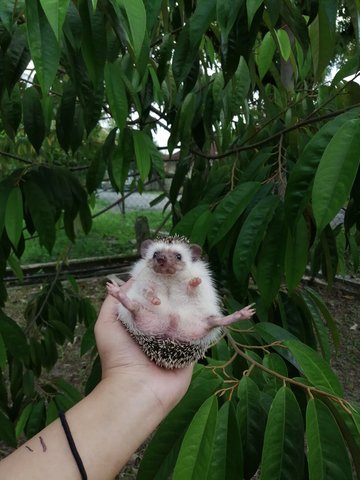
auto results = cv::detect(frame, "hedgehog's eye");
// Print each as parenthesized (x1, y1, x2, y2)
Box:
(153, 251, 159, 258)
(176, 253, 182, 261)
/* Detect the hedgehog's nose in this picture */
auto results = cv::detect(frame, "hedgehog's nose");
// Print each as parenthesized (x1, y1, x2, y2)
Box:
(156, 254, 167, 265)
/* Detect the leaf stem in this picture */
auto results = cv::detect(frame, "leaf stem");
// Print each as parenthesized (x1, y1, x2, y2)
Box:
(226, 331, 353, 413)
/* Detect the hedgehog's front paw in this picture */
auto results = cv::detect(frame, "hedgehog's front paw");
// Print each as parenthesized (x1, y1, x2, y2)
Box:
(143, 287, 161, 306)
(237, 303, 256, 320)
(187, 277, 202, 295)
(106, 280, 121, 299)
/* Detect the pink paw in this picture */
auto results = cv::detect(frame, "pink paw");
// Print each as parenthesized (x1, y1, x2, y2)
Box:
(106, 280, 121, 297)
(150, 296, 161, 306)
(237, 304, 256, 320)
(188, 277, 202, 288)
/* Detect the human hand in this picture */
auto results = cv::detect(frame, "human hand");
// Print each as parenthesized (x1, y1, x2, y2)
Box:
(94, 280, 193, 413)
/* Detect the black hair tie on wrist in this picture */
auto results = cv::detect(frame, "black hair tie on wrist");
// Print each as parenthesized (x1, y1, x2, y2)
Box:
(59, 410, 88, 480)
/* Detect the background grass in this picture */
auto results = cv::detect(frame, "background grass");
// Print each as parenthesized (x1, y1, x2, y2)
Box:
(21, 199, 171, 265)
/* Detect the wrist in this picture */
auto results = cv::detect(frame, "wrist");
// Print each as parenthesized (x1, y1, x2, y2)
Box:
(97, 371, 172, 417)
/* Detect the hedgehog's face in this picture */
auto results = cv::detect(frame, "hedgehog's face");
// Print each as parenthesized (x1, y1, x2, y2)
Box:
(140, 239, 202, 276)
(151, 248, 184, 274)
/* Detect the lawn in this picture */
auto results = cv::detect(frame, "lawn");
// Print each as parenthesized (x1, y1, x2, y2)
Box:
(20, 199, 171, 265)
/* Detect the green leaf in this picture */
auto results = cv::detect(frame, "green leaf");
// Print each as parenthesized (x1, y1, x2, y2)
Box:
(189, 0, 217, 46)
(257, 32, 276, 80)
(105, 62, 128, 130)
(15, 403, 33, 439)
(190, 210, 213, 247)
(25, 400, 46, 438)
(280, 0, 308, 52)
(306, 398, 353, 480)
(39, 0, 70, 40)
(7, 254, 24, 282)
(233, 195, 279, 284)
(173, 0, 216, 84)
(228, 57, 251, 114)
(304, 286, 340, 351)
(323, 401, 360, 479)
(308, 0, 337, 80)
(46, 399, 59, 425)
(3, 29, 31, 93)
(173, 395, 218, 480)
(0, 1, 15, 32)
(116, 0, 147, 62)
(255, 322, 303, 366)
(284, 340, 343, 396)
(247, 0, 263, 28)
(277, 28, 291, 61)
(55, 378, 82, 405)
(0, 409, 17, 447)
(25, 0, 61, 93)
(79, 0, 107, 86)
(86, 151, 106, 194)
(256, 204, 286, 307)
(173, 205, 210, 238)
(292, 290, 330, 361)
(179, 92, 196, 141)
(137, 368, 222, 480)
(1, 89, 21, 140)
(0, 310, 29, 362)
(23, 180, 56, 253)
(262, 353, 288, 389)
(207, 401, 243, 480)
(56, 81, 76, 153)
(0, 333, 6, 369)
(208, 182, 261, 246)
(237, 376, 267, 479)
(217, 0, 243, 37)
(22, 87, 45, 153)
(79, 202, 92, 234)
(285, 215, 309, 291)
(312, 118, 360, 234)
(132, 130, 152, 181)
(5, 186, 23, 249)
(260, 386, 304, 480)
(110, 132, 132, 192)
(284, 108, 360, 224)
(143, 0, 162, 33)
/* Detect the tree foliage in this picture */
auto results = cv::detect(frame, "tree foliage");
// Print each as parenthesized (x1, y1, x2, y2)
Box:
(1, 0, 360, 477)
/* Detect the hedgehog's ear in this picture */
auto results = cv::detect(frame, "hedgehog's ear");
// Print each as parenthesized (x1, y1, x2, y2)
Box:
(190, 244, 202, 261)
(140, 239, 153, 258)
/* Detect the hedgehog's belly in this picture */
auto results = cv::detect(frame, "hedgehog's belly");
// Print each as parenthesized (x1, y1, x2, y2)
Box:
(119, 316, 222, 369)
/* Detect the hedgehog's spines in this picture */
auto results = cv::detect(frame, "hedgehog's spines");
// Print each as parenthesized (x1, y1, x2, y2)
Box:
(119, 316, 207, 369)
(154, 234, 190, 245)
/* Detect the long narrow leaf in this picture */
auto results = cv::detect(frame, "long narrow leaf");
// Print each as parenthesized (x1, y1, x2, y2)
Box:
(306, 398, 352, 480)
(284, 108, 360, 224)
(285, 215, 309, 291)
(237, 376, 267, 479)
(207, 401, 243, 480)
(39, 0, 70, 40)
(284, 340, 343, 396)
(25, 0, 60, 93)
(208, 182, 261, 247)
(173, 395, 218, 480)
(137, 368, 222, 479)
(5, 186, 23, 249)
(312, 118, 360, 234)
(233, 196, 279, 284)
(116, 0, 146, 62)
(260, 386, 304, 480)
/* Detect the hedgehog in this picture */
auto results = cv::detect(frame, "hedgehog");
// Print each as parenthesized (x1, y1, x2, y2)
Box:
(107, 235, 255, 369)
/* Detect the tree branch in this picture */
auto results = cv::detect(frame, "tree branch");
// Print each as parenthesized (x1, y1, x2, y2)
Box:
(0, 150, 34, 165)
(191, 101, 360, 160)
